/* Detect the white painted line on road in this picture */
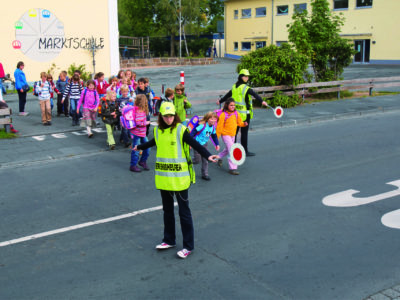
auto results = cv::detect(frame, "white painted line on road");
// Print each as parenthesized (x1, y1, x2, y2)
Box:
(92, 128, 105, 133)
(51, 133, 67, 139)
(71, 131, 87, 136)
(322, 180, 400, 207)
(322, 179, 400, 230)
(0, 203, 177, 248)
(32, 135, 46, 141)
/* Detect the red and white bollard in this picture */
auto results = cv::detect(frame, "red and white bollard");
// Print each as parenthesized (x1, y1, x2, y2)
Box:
(180, 71, 185, 86)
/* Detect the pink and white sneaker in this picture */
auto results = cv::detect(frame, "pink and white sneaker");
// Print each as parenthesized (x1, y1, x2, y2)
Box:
(177, 248, 191, 259)
(155, 242, 176, 250)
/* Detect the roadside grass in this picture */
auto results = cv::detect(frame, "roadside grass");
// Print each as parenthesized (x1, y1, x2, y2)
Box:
(0, 128, 17, 139)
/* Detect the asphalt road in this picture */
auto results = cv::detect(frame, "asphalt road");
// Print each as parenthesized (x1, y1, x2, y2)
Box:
(2, 110, 400, 299)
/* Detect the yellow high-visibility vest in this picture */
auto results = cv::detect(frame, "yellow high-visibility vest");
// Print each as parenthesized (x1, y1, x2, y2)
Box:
(154, 124, 195, 191)
(231, 84, 252, 120)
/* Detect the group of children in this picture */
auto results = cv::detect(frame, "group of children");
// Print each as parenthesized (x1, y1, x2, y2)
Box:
(32, 68, 247, 177)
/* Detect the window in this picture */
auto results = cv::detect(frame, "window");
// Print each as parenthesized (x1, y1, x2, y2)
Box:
(241, 42, 251, 51)
(276, 41, 288, 47)
(294, 3, 307, 13)
(277, 5, 289, 15)
(234, 10, 238, 19)
(333, 0, 348, 9)
(256, 7, 267, 17)
(234, 42, 238, 51)
(356, 0, 372, 8)
(242, 8, 251, 18)
(256, 41, 266, 49)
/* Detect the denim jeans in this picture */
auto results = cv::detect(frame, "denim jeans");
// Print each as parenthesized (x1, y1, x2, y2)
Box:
(160, 189, 194, 251)
(130, 134, 150, 166)
(69, 98, 82, 119)
(120, 127, 130, 144)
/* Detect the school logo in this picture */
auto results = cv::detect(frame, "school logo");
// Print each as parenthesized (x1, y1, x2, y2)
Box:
(28, 9, 37, 17)
(42, 10, 51, 18)
(14, 8, 64, 62)
(12, 40, 22, 49)
(15, 21, 23, 29)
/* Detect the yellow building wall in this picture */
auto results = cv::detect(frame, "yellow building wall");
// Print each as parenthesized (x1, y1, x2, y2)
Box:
(336, 0, 400, 62)
(225, 0, 400, 64)
(2, 0, 119, 83)
(225, 0, 270, 56)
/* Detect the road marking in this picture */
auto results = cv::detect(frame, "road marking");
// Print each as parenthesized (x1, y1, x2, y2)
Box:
(0, 203, 177, 247)
(71, 131, 87, 136)
(92, 128, 105, 133)
(51, 133, 67, 139)
(322, 179, 400, 230)
(322, 180, 400, 207)
(32, 135, 46, 141)
(382, 209, 400, 229)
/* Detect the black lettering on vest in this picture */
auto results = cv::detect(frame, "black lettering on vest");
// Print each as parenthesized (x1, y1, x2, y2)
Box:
(156, 163, 182, 172)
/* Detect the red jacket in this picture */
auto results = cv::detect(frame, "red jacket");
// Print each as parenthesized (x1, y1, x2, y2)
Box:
(95, 79, 109, 95)
(0, 63, 5, 79)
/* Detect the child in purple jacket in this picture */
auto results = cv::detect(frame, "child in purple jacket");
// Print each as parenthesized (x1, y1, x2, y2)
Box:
(77, 80, 100, 138)
(129, 94, 151, 172)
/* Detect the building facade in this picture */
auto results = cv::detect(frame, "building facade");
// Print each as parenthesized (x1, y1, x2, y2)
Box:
(224, 0, 400, 64)
(2, 0, 119, 83)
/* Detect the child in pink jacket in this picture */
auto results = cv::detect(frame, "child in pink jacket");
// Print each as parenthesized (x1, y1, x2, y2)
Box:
(77, 80, 100, 138)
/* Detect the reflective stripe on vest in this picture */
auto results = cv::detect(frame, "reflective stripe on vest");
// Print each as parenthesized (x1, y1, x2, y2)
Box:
(154, 124, 191, 190)
(231, 84, 252, 120)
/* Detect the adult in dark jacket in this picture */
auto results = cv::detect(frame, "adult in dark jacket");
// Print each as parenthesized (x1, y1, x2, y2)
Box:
(218, 69, 268, 156)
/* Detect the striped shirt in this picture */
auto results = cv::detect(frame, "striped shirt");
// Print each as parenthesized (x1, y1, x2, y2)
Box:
(130, 108, 147, 137)
(37, 81, 53, 101)
(63, 81, 83, 100)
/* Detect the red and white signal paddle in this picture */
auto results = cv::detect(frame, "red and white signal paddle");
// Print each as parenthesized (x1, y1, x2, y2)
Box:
(229, 143, 246, 166)
(265, 104, 284, 118)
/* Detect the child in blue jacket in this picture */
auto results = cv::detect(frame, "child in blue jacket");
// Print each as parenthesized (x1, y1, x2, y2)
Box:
(190, 111, 220, 180)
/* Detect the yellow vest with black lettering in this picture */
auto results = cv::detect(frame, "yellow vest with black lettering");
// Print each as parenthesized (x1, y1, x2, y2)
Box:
(154, 124, 195, 191)
(231, 84, 252, 120)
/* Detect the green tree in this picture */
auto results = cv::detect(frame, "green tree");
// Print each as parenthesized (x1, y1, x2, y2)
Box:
(237, 43, 309, 87)
(287, 0, 355, 81)
(118, 0, 158, 36)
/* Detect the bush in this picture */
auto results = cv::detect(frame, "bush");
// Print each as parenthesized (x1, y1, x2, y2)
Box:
(67, 63, 92, 82)
(237, 43, 309, 88)
(266, 91, 301, 108)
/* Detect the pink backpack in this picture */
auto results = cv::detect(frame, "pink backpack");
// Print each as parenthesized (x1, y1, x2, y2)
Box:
(120, 105, 136, 129)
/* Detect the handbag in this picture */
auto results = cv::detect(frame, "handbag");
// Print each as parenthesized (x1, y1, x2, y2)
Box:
(22, 84, 30, 92)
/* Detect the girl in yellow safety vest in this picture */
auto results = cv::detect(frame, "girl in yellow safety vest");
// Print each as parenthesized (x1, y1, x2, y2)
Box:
(134, 102, 219, 259)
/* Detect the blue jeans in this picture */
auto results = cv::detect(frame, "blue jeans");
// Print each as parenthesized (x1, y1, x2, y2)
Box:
(130, 134, 150, 166)
(70, 98, 82, 119)
(120, 127, 130, 144)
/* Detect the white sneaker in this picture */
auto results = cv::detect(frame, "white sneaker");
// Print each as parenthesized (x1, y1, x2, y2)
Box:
(177, 248, 191, 259)
(19, 112, 29, 116)
(155, 242, 176, 250)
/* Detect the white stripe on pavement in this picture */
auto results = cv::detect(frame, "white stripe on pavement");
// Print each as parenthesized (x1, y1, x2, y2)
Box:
(51, 133, 67, 139)
(0, 203, 177, 248)
(32, 135, 46, 141)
